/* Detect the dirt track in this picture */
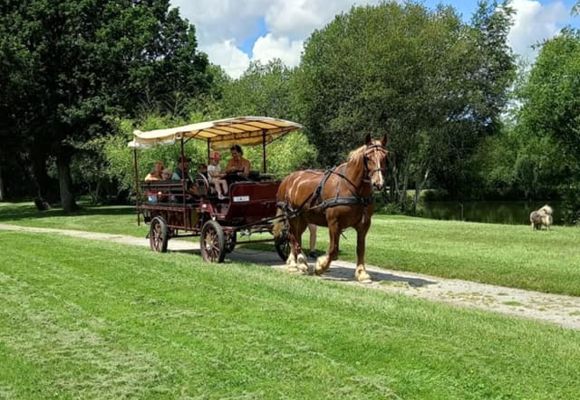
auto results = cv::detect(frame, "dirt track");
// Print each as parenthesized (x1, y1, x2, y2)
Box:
(1, 223, 579, 330)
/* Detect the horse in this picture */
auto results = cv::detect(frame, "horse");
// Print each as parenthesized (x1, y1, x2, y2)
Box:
(273, 134, 388, 282)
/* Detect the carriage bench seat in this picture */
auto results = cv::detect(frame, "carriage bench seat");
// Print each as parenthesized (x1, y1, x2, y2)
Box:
(140, 180, 207, 203)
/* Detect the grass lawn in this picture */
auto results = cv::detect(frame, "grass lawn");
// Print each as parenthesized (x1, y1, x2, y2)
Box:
(2, 201, 580, 296)
(0, 231, 579, 399)
(0, 202, 148, 237)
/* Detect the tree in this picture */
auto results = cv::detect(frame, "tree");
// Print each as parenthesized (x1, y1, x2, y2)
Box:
(516, 30, 580, 221)
(295, 1, 515, 209)
(0, 0, 212, 211)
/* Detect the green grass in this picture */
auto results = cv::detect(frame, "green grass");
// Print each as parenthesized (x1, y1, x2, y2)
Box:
(315, 216, 580, 296)
(1, 231, 579, 399)
(0, 202, 148, 237)
(2, 202, 580, 296)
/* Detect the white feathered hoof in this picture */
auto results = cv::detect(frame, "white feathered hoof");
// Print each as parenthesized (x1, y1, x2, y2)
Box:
(286, 252, 297, 266)
(315, 255, 330, 276)
(296, 253, 309, 274)
(355, 265, 371, 283)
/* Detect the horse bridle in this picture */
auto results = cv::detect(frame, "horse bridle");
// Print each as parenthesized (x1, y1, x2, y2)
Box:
(362, 144, 387, 183)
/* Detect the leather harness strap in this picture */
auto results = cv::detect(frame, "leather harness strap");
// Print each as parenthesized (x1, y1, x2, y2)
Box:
(278, 143, 385, 217)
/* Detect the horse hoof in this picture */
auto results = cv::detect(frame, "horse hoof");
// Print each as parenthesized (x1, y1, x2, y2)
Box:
(356, 272, 372, 283)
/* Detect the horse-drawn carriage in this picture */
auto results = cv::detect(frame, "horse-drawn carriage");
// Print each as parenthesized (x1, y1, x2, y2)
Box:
(129, 116, 300, 262)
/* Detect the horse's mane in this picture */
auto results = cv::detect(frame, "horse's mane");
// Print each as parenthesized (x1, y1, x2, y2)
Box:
(347, 145, 367, 163)
(348, 140, 383, 163)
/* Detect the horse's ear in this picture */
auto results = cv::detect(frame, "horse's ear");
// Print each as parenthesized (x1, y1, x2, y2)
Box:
(381, 134, 388, 147)
(364, 133, 371, 145)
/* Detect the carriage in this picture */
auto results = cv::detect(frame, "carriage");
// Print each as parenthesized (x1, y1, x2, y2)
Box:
(129, 116, 300, 263)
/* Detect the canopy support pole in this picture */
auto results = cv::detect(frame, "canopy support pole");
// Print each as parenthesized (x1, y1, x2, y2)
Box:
(133, 147, 140, 226)
(207, 139, 211, 163)
(262, 130, 267, 173)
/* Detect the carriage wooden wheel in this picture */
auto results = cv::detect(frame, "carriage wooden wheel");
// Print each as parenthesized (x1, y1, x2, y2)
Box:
(200, 220, 226, 263)
(149, 216, 169, 252)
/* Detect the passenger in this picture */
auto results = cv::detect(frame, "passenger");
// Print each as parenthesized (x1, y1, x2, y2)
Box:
(172, 155, 193, 181)
(198, 163, 208, 179)
(208, 151, 228, 200)
(225, 144, 251, 183)
(161, 168, 173, 180)
(145, 161, 164, 181)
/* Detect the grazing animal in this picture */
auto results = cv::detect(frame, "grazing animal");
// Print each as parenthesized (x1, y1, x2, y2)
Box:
(274, 134, 388, 282)
(530, 204, 553, 230)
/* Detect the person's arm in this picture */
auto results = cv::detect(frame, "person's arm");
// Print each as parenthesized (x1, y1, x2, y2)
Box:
(241, 159, 250, 177)
(225, 160, 234, 173)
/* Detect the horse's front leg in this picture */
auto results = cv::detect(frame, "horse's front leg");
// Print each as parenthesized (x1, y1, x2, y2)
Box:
(354, 222, 371, 282)
(315, 220, 339, 275)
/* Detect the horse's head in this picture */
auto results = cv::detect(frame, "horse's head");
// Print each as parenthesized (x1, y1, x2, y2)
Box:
(363, 133, 388, 190)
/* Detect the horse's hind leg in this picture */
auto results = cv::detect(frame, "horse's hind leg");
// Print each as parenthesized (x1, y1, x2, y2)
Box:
(293, 219, 310, 274)
(287, 219, 309, 274)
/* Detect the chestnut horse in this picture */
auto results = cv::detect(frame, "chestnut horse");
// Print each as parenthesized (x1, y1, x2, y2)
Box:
(274, 134, 388, 282)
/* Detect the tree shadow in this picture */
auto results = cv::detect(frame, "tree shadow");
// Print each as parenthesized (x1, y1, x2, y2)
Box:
(0, 204, 134, 222)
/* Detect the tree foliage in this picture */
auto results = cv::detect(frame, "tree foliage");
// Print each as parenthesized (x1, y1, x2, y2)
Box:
(0, 0, 211, 211)
(295, 1, 515, 207)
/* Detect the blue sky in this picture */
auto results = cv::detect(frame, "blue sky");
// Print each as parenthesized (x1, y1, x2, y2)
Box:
(171, 0, 579, 78)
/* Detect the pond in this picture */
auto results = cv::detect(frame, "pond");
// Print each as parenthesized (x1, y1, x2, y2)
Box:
(419, 201, 561, 225)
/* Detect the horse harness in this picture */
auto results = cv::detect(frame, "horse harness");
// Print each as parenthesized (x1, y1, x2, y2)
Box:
(278, 144, 386, 218)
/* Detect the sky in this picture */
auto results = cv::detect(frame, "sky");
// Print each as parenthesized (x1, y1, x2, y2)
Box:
(170, 0, 580, 78)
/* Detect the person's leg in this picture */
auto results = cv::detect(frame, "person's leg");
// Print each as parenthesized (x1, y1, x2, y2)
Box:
(213, 182, 224, 198)
(219, 179, 228, 195)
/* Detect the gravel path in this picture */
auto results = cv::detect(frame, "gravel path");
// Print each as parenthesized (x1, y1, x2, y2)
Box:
(2, 223, 579, 330)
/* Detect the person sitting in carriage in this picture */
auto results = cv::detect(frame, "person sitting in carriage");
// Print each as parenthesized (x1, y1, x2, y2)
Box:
(208, 151, 228, 200)
(172, 155, 193, 181)
(144, 160, 164, 181)
(225, 144, 251, 184)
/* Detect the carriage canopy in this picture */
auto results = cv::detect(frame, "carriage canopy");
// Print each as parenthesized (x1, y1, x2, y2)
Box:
(129, 116, 303, 149)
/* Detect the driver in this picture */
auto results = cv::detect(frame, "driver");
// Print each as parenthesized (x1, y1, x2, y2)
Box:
(225, 144, 251, 181)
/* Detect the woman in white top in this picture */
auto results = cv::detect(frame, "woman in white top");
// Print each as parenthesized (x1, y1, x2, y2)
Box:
(208, 151, 228, 199)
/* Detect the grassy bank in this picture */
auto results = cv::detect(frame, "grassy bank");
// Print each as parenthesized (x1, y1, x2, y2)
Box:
(2, 201, 580, 296)
(1, 231, 579, 399)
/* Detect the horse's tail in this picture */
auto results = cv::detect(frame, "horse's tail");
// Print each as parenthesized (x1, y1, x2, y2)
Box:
(272, 207, 285, 238)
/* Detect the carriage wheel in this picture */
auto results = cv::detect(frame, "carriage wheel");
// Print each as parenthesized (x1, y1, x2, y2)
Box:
(225, 231, 237, 253)
(274, 229, 291, 262)
(149, 216, 169, 253)
(200, 220, 226, 263)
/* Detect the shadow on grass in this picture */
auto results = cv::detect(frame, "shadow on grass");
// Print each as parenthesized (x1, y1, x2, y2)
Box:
(0, 203, 134, 223)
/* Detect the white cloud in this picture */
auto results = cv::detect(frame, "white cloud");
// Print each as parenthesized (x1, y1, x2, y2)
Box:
(508, 0, 570, 61)
(265, 0, 385, 38)
(170, 0, 385, 78)
(252, 34, 303, 67)
(172, 0, 573, 78)
(200, 40, 250, 79)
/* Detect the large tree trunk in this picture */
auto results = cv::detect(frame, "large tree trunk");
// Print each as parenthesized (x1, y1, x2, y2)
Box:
(0, 164, 4, 201)
(56, 151, 78, 213)
(30, 149, 58, 209)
